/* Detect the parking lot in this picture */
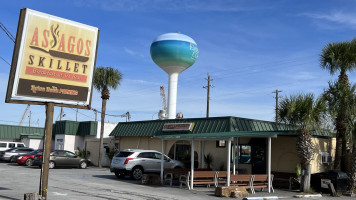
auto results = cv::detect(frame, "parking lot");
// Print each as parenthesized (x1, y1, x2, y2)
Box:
(1, 162, 356, 200)
(0, 162, 223, 200)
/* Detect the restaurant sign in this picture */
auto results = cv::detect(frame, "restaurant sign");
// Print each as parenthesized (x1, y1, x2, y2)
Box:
(162, 123, 195, 132)
(6, 8, 99, 108)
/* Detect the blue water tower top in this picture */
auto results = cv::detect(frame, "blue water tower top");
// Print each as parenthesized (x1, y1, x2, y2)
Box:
(150, 33, 198, 74)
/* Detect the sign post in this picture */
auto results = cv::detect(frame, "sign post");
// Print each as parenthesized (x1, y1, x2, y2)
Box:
(5, 8, 99, 199)
(40, 102, 54, 199)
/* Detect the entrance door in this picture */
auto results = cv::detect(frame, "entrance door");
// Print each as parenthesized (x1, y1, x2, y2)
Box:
(168, 141, 198, 168)
(250, 138, 266, 174)
(56, 139, 64, 150)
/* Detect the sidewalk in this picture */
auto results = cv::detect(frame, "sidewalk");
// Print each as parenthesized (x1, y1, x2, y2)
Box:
(192, 188, 356, 200)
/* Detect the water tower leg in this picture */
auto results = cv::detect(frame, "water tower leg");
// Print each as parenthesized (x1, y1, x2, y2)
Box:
(168, 73, 178, 119)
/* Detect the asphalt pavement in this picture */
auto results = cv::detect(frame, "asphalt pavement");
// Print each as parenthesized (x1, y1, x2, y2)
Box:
(0, 162, 354, 200)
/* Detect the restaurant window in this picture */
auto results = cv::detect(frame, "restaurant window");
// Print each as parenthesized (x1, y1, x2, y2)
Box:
(232, 144, 251, 164)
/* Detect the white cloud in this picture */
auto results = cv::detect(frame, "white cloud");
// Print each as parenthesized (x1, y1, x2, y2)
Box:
(124, 47, 145, 58)
(303, 11, 356, 29)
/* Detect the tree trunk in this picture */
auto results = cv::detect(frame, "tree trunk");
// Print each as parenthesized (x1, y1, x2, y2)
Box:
(334, 136, 343, 170)
(347, 144, 356, 193)
(336, 71, 349, 171)
(98, 98, 107, 168)
(341, 136, 348, 172)
(300, 164, 311, 192)
(335, 112, 346, 170)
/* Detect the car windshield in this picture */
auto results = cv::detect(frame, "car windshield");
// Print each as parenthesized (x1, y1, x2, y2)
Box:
(115, 151, 133, 157)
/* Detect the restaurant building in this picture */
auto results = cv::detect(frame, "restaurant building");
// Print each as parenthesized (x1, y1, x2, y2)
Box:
(109, 116, 335, 174)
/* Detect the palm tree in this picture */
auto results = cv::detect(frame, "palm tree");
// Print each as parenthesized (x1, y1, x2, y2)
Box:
(278, 93, 326, 192)
(323, 80, 356, 171)
(320, 39, 356, 170)
(93, 66, 122, 168)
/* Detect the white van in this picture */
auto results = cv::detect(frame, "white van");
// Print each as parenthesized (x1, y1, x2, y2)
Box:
(0, 141, 26, 151)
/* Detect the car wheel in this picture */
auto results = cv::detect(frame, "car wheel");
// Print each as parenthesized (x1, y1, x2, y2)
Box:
(10, 156, 16, 163)
(115, 172, 125, 178)
(79, 161, 87, 169)
(49, 161, 55, 169)
(131, 166, 143, 180)
(25, 159, 33, 166)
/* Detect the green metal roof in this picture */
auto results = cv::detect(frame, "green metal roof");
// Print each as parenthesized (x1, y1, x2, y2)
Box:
(0, 124, 44, 139)
(52, 120, 97, 136)
(109, 116, 308, 139)
(158, 131, 284, 139)
(0, 120, 97, 140)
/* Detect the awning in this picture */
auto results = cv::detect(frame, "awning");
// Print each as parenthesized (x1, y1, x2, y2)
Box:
(154, 131, 286, 139)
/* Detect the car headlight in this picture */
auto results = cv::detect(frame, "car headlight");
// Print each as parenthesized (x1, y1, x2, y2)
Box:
(18, 156, 23, 159)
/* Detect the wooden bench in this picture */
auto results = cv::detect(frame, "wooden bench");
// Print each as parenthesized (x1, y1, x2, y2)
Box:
(229, 174, 254, 193)
(180, 171, 217, 189)
(164, 168, 190, 186)
(253, 174, 274, 193)
(215, 171, 232, 187)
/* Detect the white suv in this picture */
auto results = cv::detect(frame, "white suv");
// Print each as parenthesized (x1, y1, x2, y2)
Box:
(110, 149, 185, 180)
(0, 141, 26, 151)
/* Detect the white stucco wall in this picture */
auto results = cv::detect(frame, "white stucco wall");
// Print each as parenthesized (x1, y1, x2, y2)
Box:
(60, 135, 85, 152)
(28, 139, 43, 149)
(96, 122, 117, 138)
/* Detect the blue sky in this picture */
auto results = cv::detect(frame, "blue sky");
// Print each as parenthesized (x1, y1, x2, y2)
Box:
(1, 0, 356, 127)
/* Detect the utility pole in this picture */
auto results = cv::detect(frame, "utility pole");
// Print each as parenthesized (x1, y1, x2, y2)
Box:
(203, 74, 214, 118)
(93, 109, 97, 121)
(60, 107, 63, 121)
(272, 89, 282, 122)
(28, 111, 31, 127)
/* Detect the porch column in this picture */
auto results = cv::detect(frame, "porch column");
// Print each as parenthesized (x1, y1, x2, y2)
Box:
(190, 139, 194, 190)
(201, 141, 205, 168)
(161, 139, 165, 184)
(268, 136, 271, 193)
(233, 137, 238, 175)
(226, 138, 232, 186)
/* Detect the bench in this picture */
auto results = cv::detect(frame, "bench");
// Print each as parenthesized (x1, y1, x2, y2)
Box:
(253, 174, 274, 193)
(180, 171, 217, 189)
(215, 171, 232, 187)
(164, 168, 190, 186)
(230, 174, 254, 193)
(229, 174, 274, 194)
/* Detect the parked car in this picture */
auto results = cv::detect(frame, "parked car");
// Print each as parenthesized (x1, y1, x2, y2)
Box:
(0, 141, 26, 151)
(0, 147, 34, 162)
(33, 150, 89, 169)
(110, 149, 185, 180)
(15, 149, 43, 166)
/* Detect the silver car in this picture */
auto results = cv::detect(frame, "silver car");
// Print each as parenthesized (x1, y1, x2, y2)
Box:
(110, 149, 185, 180)
(0, 147, 34, 162)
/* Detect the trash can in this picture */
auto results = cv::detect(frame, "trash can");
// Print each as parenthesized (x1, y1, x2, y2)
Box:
(311, 170, 349, 194)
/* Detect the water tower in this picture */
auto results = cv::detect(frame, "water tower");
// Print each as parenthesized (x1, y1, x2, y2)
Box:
(150, 33, 198, 119)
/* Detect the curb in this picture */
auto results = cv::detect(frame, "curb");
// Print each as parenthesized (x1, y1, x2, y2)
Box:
(243, 197, 279, 200)
(293, 194, 322, 198)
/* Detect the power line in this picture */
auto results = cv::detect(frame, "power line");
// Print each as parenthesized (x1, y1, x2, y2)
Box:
(0, 22, 15, 43)
(0, 55, 11, 66)
(69, 108, 95, 120)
